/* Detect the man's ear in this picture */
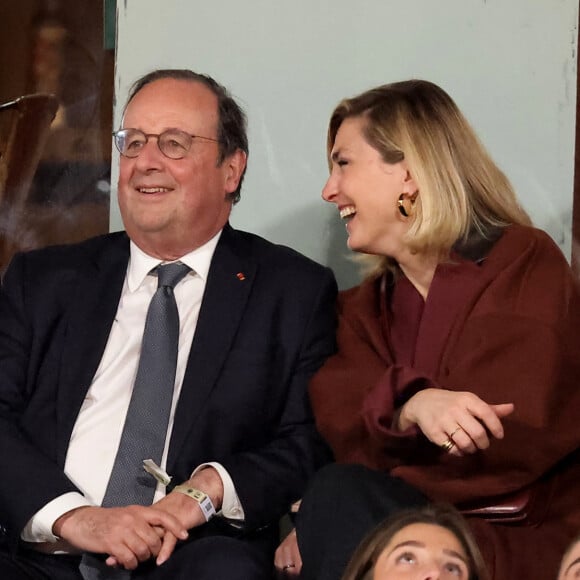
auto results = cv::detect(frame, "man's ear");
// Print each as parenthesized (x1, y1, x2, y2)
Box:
(224, 150, 247, 194)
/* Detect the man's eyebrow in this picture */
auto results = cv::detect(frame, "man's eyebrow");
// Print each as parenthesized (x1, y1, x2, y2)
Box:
(564, 556, 580, 576)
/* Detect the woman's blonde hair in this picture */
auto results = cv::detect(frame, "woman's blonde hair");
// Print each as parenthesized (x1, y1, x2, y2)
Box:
(327, 79, 531, 276)
(341, 504, 490, 580)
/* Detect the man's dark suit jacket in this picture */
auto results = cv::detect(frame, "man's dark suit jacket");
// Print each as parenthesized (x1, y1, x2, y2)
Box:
(0, 223, 337, 549)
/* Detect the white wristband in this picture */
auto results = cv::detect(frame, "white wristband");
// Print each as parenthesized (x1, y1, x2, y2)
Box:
(173, 485, 216, 521)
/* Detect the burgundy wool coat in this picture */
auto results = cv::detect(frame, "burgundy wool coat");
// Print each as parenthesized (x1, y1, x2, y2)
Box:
(310, 225, 580, 580)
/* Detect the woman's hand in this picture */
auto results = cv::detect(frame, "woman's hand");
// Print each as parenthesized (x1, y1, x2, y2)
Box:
(274, 527, 302, 577)
(397, 388, 514, 456)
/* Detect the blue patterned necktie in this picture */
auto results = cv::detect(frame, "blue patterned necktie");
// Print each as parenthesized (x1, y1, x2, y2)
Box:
(80, 262, 191, 579)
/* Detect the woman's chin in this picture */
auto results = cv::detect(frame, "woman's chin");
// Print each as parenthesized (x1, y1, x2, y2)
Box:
(346, 239, 371, 255)
(346, 237, 360, 252)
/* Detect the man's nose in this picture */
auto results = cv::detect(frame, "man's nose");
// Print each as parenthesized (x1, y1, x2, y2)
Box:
(134, 138, 166, 169)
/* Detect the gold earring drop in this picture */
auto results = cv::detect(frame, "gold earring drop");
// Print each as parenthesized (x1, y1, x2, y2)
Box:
(397, 194, 415, 217)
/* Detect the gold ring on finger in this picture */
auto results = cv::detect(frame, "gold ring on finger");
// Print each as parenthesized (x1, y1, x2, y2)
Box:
(449, 425, 462, 439)
(441, 438, 455, 452)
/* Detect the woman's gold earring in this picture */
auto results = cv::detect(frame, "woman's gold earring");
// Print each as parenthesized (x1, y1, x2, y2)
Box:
(397, 194, 415, 218)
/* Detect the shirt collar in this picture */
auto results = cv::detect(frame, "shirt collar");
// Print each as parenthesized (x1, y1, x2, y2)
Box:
(127, 229, 222, 291)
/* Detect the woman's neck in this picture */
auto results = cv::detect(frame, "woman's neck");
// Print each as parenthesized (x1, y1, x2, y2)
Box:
(397, 251, 440, 300)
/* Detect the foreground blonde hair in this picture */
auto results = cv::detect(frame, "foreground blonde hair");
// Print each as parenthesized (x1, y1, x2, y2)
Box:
(327, 80, 531, 276)
(341, 504, 490, 580)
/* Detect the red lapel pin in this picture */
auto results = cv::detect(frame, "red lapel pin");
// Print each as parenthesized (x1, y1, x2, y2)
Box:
(236, 272, 246, 281)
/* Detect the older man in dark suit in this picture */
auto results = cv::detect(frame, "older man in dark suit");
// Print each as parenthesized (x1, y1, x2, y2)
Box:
(0, 69, 336, 579)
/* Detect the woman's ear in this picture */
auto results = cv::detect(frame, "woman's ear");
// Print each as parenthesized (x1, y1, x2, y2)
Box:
(401, 164, 418, 197)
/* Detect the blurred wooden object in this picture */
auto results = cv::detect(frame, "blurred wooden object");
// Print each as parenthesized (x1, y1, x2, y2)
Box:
(0, 93, 59, 208)
(0, 93, 60, 274)
(0, 94, 110, 276)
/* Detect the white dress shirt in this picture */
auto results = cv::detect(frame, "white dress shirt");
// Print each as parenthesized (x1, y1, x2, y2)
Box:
(23, 230, 243, 543)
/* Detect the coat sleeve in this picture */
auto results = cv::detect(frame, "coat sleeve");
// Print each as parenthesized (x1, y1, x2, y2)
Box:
(309, 280, 439, 469)
(0, 254, 81, 538)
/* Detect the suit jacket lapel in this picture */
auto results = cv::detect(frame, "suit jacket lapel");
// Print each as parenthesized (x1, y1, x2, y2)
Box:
(56, 234, 130, 462)
(168, 226, 256, 466)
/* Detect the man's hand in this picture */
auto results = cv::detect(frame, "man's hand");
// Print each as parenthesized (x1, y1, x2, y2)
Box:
(54, 505, 188, 570)
(155, 466, 224, 528)
(152, 466, 224, 564)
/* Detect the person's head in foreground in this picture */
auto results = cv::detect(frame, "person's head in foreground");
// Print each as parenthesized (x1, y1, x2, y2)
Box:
(341, 504, 489, 580)
(323, 79, 530, 277)
(558, 534, 580, 580)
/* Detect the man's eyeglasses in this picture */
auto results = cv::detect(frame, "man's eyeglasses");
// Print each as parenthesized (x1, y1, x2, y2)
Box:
(113, 128, 220, 160)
